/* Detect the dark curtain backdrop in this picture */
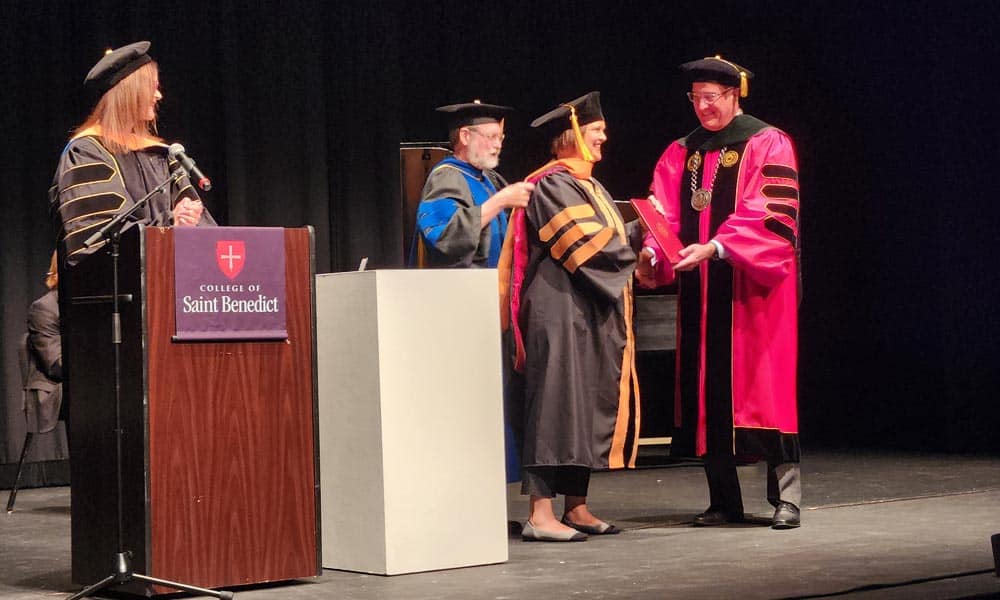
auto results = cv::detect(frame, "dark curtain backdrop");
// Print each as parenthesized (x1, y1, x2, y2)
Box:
(3, 0, 998, 471)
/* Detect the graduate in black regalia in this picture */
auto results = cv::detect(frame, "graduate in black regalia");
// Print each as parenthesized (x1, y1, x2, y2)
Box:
(500, 92, 658, 542)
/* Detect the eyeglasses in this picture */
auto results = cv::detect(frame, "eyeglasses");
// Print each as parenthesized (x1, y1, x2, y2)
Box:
(686, 88, 736, 105)
(465, 127, 505, 144)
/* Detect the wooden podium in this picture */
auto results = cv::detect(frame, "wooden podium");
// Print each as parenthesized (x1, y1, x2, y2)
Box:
(62, 226, 320, 594)
(315, 269, 508, 575)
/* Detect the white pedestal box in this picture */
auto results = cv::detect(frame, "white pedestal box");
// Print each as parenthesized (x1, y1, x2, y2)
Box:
(315, 269, 508, 575)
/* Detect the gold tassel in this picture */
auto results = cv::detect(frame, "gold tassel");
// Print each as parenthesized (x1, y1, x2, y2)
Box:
(712, 55, 749, 98)
(562, 103, 594, 162)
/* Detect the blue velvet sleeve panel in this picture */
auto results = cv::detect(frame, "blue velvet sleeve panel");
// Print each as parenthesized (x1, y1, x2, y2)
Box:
(414, 157, 504, 267)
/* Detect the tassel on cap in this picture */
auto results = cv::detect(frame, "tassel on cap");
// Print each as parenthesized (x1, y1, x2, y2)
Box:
(564, 104, 594, 162)
(530, 91, 604, 162)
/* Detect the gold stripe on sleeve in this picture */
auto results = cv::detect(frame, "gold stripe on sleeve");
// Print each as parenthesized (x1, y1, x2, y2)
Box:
(64, 208, 121, 226)
(563, 227, 614, 273)
(538, 204, 596, 242)
(58, 191, 127, 218)
(176, 183, 195, 198)
(58, 162, 117, 194)
(550, 221, 604, 261)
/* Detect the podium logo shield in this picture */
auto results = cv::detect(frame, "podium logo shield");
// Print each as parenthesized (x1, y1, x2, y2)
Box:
(216, 240, 246, 279)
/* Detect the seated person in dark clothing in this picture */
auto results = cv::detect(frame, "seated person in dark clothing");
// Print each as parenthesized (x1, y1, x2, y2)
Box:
(25, 252, 63, 434)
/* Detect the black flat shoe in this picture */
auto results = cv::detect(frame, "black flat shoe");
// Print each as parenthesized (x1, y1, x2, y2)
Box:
(771, 502, 801, 529)
(560, 516, 621, 535)
(693, 506, 744, 526)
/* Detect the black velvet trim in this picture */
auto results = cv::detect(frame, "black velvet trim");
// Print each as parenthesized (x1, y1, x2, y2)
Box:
(60, 163, 115, 189)
(735, 429, 801, 464)
(673, 272, 700, 457)
(762, 184, 799, 200)
(703, 159, 738, 456)
(674, 174, 703, 456)
(762, 164, 798, 181)
(623, 372, 638, 467)
(765, 218, 797, 247)
(680, 115, 770, 151)
(766, 203, 798, 220)
(704, 261, 734, 456)
(672, 141, 750, 457)
(57, 194, 126, 221)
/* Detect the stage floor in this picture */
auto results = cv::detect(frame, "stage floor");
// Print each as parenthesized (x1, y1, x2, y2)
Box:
(3, 449, 999, 599)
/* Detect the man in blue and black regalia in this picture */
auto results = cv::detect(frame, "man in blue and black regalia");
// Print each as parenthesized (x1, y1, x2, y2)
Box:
(410, 101, 534, 267)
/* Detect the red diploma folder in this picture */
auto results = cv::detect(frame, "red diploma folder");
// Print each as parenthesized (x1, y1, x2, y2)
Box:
(630, 198, 684, 265)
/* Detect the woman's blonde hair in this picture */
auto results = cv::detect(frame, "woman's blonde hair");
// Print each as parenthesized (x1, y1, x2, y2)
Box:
(75, 61, 162, 153)
(550, 129, 576, 158)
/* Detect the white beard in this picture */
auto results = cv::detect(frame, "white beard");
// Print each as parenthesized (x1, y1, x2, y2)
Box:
(467, 145, 500, 171)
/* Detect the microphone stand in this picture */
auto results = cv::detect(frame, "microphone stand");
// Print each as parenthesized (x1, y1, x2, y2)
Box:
(68, 170, 233, 600)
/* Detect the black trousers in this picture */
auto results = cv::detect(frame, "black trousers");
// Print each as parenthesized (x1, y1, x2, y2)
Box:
(521, 465, 591, 498)
(704, 454, 802, 512)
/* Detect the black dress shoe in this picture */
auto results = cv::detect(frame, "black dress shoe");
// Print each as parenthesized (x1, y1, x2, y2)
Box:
(771, 502, 801, 529)
(693, 506, 744, 526)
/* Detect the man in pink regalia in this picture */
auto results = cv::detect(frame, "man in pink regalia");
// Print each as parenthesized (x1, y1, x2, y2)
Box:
(646, 56, 802, 529)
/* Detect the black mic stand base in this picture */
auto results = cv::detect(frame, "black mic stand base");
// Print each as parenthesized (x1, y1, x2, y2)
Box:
(67, 551, 234, 600)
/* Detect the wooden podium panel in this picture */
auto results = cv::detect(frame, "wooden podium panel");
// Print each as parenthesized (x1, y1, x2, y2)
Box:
(399, 144, 450, 262)
(64, 226, 320, 594)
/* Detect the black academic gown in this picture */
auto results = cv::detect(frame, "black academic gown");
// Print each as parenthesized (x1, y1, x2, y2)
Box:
(516, 166, 643, 471)
(48, 135, 216, 266)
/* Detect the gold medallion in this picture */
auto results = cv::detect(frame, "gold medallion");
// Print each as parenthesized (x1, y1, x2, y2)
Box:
(722, 150, 739, 167)
(686, 152, 702, 172)
(691, 188, 712, 211)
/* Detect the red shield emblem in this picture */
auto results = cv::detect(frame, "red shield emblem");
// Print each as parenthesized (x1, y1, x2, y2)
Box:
(216, 240, 246, 279)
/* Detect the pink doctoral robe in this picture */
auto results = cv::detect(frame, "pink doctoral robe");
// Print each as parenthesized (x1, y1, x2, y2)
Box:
(649, 114, 801, 462)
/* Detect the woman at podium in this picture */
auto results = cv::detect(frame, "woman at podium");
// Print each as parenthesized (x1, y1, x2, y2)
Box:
(48, 41, 215, 267)
(500, 92, 650, 542)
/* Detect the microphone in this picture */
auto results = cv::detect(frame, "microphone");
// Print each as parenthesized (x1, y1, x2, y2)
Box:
(168, 143, 212, 191)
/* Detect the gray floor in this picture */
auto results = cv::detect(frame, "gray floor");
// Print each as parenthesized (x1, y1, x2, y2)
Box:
(2, 449, 1000, 599)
